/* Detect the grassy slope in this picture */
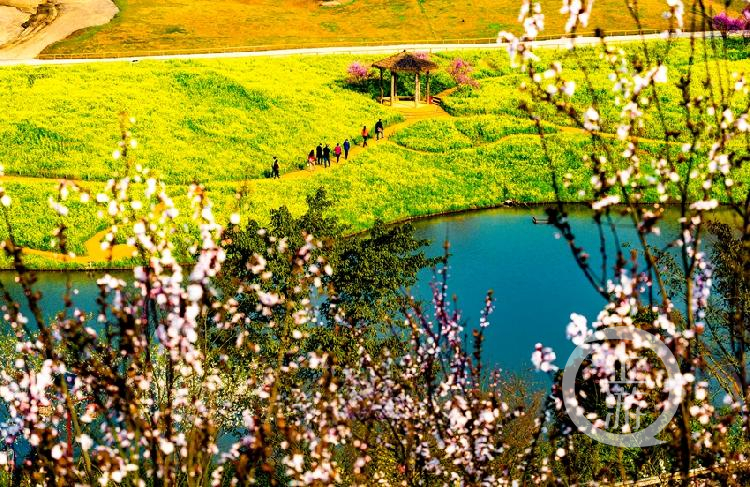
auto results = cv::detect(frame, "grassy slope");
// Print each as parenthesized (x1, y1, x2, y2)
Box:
(41, 0, 675, 56)
(3, 39, 750, 268)
(0, 55, 398, 183)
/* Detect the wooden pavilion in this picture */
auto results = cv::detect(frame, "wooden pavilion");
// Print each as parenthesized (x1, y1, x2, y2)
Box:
(373, 51, 439, 107)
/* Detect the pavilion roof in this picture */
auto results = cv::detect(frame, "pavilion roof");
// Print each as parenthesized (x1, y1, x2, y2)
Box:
(372, 51, 438, 73)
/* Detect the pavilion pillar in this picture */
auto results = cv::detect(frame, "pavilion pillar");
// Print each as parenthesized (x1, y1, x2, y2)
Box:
(426, 71, 431, 104)
(379, 68, 384, 104)
(392, 72, 397, 105)
(414, 72, 420, 107)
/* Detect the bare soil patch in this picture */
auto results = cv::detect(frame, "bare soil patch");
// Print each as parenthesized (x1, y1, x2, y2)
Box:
(0, 6, 28, 46)
(0, 0, 118, 59)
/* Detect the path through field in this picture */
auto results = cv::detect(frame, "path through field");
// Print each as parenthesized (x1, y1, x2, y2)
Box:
(0, 84, 685, 264)
(282, 98, 452, 180)
(21, 229, 137, 264)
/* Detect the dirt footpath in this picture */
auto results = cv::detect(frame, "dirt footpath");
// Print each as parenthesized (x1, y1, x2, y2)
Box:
(0, 0, 118, 60)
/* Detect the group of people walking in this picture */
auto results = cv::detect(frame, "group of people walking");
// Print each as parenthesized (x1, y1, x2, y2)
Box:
(305, 118, 385, 170)
(270, 118, 386, 178)
(308, 140, 350, 169)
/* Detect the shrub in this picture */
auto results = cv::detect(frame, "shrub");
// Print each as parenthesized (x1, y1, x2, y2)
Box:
(448, 58, 479, 89)
(713, 12, 747, 31)
(346, 61, 371, 85)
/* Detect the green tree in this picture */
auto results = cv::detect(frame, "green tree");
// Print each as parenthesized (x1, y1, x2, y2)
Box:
(217, 187, 436, 365)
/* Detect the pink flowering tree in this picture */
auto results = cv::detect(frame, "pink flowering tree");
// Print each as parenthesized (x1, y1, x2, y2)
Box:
(447, 58, 479, 89)
(713, 12, 748, 31)
(346, 61, 372, 86)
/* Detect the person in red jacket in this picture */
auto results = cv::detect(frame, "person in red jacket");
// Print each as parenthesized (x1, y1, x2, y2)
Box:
(334, 143, 342, 163)
(361, 126, 369, 147)
(307, 150, 316, 169)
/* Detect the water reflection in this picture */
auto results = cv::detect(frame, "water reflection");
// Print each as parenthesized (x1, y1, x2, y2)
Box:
(0, 207, 736, 375)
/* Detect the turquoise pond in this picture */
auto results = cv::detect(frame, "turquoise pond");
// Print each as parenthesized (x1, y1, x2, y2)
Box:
(410, 206, 717, 374)
(0, 206, 725, 374)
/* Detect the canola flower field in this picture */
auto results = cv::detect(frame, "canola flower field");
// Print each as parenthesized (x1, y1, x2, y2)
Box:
(2, 40, 750, 268)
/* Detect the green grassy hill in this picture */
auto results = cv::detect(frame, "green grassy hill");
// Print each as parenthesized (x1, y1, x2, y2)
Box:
(0, 56, 397, 182)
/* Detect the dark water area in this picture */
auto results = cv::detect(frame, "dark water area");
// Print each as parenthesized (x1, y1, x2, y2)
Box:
(0, 270, 130, 327)
(0, 207, 734, 376)
(410, 206, 733, 375)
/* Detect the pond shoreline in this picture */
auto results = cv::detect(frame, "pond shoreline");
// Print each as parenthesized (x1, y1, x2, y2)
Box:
(2, 200, 713, 273)
(0, 205, 689, 375)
